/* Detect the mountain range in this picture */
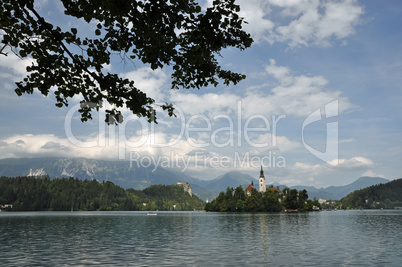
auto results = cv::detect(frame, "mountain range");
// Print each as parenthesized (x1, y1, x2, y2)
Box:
(0, 157, 389, 201)
(274, 176, 390, 200)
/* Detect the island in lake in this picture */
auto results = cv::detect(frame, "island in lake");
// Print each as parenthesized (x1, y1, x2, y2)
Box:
(205, 167, 321, 212)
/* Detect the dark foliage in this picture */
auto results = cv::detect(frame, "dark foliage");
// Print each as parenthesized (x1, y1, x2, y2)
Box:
(340, 178, 402, 209)
(204, 185, 320, 212)
(0, 176, 205, 211)
(0, 0, 253, 124)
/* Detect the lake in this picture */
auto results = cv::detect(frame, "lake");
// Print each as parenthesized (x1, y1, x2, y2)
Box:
(1, 210, 401, 266)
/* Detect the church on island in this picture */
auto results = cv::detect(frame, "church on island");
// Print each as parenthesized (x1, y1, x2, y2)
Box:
(245, 166, 283, 197)
(205, 166, 321, 212)
(245, 166, 270, 196)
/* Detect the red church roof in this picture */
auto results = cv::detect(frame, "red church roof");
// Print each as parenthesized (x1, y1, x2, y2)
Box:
(246, 183, 254, 191)
(268, 187, 281, 193)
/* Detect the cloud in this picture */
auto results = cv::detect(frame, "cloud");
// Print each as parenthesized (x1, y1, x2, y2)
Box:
(163, 59, 355, 158)
(271, 0, 364, 47)
(242, 59, 355, 118)
(233, 0, 364, 47)
(170, 92, 240, 117)
(0, 130, 214, 163)
(361, 170, 386, 178)
(251, 133, 301, 152)
(14, 140, 26, 145)
(185, 149, 212, 157)
(294, 161, 321, 171)
(293, 156, 375, 176)
(0, 134, 111, 159)
(236, 0, 275, 43)
(0, 47, 33, 80)
(169, 59, 354, 119)
(41, 141, 68, 150)
(122, 67, 168, 102)
(285, 156, 377, 187)
(0, 47, 35, 97)
(330, 156, 374, 170)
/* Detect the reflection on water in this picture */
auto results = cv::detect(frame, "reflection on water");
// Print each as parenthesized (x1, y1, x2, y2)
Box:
(1, 210, 402, 266)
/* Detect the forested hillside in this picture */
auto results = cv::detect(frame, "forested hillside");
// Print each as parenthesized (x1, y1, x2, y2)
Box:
(340, 178, 402, 209)
(0, 176, 205, 211)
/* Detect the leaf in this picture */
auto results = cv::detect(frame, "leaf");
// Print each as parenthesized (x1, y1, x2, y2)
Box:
(19, 49, 27, 57)
(15, 88, 22, 96)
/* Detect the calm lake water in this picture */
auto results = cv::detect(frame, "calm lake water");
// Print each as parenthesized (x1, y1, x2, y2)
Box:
(1, 210, 402, 266)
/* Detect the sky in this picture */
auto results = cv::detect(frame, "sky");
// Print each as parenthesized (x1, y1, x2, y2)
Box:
(1, 0, 402, 187)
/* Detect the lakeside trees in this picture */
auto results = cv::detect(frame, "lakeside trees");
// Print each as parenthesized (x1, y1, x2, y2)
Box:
(204, 186, 320, 212)
(340, 178, 402, 209)
(0, 176, 205, 211)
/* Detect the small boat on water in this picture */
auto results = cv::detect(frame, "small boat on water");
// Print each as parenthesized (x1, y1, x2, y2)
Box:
(284, 209, 298, 213)
(147, 211, 157, 216)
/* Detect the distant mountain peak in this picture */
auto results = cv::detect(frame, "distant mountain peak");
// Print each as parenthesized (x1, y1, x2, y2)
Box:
(355, 176, 389, 182)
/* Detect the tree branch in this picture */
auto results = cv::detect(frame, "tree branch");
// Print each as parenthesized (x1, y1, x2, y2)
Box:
(0, 43, 8, 56)
(23, 6, 102, 87)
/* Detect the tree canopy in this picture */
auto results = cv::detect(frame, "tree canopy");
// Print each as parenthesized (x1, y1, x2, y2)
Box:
(0, 0, 252, 124)
(340, 178, 402, 209)
(0, 176, 205, 211)
(205, 186, 321, 212)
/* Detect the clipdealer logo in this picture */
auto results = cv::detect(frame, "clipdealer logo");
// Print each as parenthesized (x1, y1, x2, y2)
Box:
(302, 99, 338, 165)
(64, 99, 339, 170)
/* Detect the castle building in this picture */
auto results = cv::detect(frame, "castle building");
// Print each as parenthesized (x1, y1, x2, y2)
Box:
(259, 166, 266, 193)
(177, 181, 192, 196)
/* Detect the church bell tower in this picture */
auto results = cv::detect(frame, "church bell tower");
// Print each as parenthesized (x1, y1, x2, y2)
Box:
(259, 166, 266, 193)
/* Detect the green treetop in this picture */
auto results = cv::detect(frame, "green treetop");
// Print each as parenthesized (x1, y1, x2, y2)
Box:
(0, 0, 253, 124)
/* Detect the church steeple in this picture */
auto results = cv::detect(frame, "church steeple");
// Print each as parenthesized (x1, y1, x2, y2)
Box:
(258, 165, 267, 193)
(259, 166, 266, 193)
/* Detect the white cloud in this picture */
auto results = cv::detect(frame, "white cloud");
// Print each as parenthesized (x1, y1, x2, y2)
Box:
(361, 170, 386, 178)
(242, 59, 355, 118)
(0, 134, 117, 160)
(169, 59, 354, 119)
(330, 156, 374, 169)
(122, 67, 168, 102)
(285, 155, 377, 187)
(170, 92, 240, 117)
(316, 1, 364, 44)
(232, 0, 364, 47)
(271, 0, 364, 47)
(252, 133, 301, 152)
(294, 161, 321, 171)
(0, 47, 34, 94)
(236, 0, 275, 43)
(293, 156, 375, 177)
(0, 131, 216, 164)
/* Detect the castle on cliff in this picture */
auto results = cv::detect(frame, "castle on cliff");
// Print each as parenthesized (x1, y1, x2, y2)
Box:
(177, 181, 192, 196)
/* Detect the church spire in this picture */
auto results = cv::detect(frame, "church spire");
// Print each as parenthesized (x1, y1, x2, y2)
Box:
(259, 166, 266, 193)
